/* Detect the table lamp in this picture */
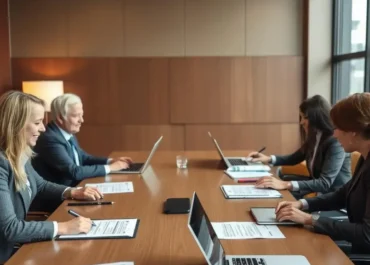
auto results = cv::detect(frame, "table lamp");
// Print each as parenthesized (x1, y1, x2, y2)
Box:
(22, 81, 64, 124)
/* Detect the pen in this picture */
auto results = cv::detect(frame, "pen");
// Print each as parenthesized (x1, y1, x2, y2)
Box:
(237, 178, 259, 183)
(249, 146, 266, 159)
(67, 209, 96, 226)
(67, 201, 114, 206)
(257, 146, 266, 153)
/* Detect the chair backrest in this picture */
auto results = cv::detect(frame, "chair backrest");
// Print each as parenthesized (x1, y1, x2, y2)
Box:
(351, 151, 361, 176)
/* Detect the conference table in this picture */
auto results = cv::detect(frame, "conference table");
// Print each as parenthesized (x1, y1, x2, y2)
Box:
(6, 151, 353, 265)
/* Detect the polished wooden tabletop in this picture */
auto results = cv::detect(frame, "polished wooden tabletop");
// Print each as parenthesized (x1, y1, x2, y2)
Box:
(6, 151, 353, 265)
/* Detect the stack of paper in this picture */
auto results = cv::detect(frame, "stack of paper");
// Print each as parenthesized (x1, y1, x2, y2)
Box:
(227, 165, 271, 172)
(224, 171, 271, 180)
(85, 182, 134, 194)
(211, 222, 285, 239)
(221, 185, 282, 199)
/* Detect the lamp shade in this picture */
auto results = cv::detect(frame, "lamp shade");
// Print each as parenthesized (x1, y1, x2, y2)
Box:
(22, 81, 64, 111)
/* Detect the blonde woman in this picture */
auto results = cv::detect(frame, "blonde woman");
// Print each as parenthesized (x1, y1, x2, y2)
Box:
(0, 91, 103, 263)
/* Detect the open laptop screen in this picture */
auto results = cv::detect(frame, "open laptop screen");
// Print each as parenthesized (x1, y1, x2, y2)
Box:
(188, 193, 225, 265)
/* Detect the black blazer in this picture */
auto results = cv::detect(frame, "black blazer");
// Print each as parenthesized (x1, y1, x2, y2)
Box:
(306, 153, 370, 254)
(274, 136, 351, 195)
(32, 122, 108, 187)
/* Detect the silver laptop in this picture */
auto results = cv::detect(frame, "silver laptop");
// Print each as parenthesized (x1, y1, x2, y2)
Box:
(251, 207, 297, 225)
(188, 193, 310, 265)
(110, 136, 163, 174)
(208, 132, 259, 168)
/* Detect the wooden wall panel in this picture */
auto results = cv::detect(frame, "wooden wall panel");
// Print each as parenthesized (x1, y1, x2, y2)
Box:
(245, 0, 303, 56)
(0, 0, 10, 94)
(11, 57, 302, 152)
(10, 0, 68, 57)
(170, 57, 303, 124)
(68, 0, 124, 57)
(121, 125, 184, 151)
(185, 124, 300, 155)
(77, 125, 123, 156)
(108, 58, 170, 124)
(185, 0, 245, 56)
(170, 58, 232, 123)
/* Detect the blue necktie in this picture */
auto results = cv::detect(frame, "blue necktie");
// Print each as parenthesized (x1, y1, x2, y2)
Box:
(68, 137, 80, 165)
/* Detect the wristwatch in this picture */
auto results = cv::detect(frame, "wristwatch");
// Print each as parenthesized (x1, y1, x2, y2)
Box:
(311, 213, 320, 226)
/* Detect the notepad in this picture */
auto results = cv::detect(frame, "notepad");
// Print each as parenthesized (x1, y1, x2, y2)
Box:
(57, 219, 139, 240)
(224, 170, 272, 179)
(211, 222, 285, 239)
(85, 182, 134, 194)
(227, 165, 271, 172)
(221, 185, 282, 199)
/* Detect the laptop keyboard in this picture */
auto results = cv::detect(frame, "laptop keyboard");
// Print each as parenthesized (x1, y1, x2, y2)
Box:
(119, 163, 144, 172)
(231, 258, 266, 265)
(228, 159, 249, 166)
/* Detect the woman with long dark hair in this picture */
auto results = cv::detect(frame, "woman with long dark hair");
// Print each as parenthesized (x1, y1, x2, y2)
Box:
(249, 95, 351, 199)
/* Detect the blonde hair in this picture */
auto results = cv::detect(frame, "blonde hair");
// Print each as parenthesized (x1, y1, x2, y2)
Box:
(0, 91, 45, 191)
(50, 93, 81, 121)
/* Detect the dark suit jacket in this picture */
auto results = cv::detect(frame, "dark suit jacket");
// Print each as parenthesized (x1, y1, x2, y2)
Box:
(274, 136, 351, 195)
(32, 122, 108, 187)
(0, 153, 67, 263)
(305, 154, 370, 254)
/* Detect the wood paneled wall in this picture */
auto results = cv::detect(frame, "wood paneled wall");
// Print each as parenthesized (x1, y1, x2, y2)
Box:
(9, 0, 304, 155)
(0, 0, 11, 94)
(12, 57, 302, 155)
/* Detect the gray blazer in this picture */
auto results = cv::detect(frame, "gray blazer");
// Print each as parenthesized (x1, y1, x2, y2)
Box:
(0, 153, 67, 263)
(274, 136, 351, 195)
(306, 154, 370, 254)
(32, 122, 108, 187)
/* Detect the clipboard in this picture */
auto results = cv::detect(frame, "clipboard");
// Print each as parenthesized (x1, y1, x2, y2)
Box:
(56, 218, 140, 240)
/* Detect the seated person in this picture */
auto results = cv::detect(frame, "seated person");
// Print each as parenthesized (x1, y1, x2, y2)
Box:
(275, 93, 370, 259)
(0, 91, 103, 263)
(32, 93, 131, 187)
(249, 95, 351, 199)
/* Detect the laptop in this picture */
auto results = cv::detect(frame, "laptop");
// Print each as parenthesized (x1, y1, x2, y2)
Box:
(110, 136, 163, 174)
(251, 207, 297, 225)
(188, 192, 311, 265)
(207, 132, 260, 168)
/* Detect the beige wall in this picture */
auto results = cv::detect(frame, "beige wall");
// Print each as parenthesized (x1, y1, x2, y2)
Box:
(10, 0, 303, 57)
(307, 0, 333, 101)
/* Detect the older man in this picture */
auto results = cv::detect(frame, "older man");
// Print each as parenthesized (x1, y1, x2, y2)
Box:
(32, 93, 131, 187)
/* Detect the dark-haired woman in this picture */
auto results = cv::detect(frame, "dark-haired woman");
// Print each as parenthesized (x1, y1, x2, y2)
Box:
(248, 95, 351, 199)
(274, 93, 370, 262)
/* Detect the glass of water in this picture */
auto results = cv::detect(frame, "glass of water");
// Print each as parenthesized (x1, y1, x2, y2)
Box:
(176, 155, 188, 169)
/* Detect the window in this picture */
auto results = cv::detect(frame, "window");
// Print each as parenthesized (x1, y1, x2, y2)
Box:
(332, 0, 370, 103)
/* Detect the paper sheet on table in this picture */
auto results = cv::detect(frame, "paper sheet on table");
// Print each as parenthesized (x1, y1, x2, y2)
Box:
(221, 185, 282, 198)
(211, 222, 285, 239)
(227, 165, 271, 172)
(58, 219, 138, 239)
(85, 182, 134, 194)
(224, 171, 272, 179)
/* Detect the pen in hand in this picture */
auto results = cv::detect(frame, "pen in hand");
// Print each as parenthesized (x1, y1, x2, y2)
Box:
(248, 146, 266, 159)
(68, 209, 96, 226)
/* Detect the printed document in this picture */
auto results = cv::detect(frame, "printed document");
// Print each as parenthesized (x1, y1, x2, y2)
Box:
(224, 171, 272, 179)
(211, 222, 285, 239)
(59, 219, 138, 239)
(85, 182, 134, 194)
(221, 185, 282, 198)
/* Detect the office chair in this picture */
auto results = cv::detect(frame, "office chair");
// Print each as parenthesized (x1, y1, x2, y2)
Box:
(336, 241, 370, 265)
(26, 211, 50, 221)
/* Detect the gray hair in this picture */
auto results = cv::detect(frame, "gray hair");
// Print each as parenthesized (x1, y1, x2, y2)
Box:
(50, 93, 82, 121)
